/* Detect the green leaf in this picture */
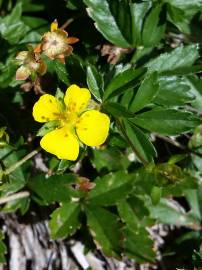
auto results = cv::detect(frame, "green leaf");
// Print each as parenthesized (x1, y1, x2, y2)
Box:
(86, 205, 121, 257)
(55, 60, 69, 85)
(0, 3, 29, 44)
(0, 146, 25, 194)
(87, 65, 103, 102)
(57, 160, 71, 174)
(131, 109, 201, 135)
(104, 102, 134, 117)
(185, 75, 202, 109)
(28, 174, 78, 204)
(103, 67, 146, 100)
(164, 0, 202, 15)
(142, 4, 166, 47)
(0, 232, 6, 263)
(149, 198, 200, 227)
(167, 4, 191, 34)
(146, 45, 199, 74)
(117, 200, 139, 230)
(154, 76, 194, 106)
(127, 196, 150, 220)
(130, 72, 159, 112)
(55, 88, 65, 101)
(49, 202, 81, 239)
(185, 182, 202, 221)
(88, 171, 134, 206)
(130, 2, 151, 46)
(91, 147, 130, 172)
(84, 0, 131, 47)
(36, 121, 59, 137)
(150, 186, 162, 205)
(123, 120, 156, 163)
(123, 227, 155, 263)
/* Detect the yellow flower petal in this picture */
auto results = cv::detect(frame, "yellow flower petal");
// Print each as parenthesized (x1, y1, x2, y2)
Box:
(33, 94, 61, 123)
(64, 84, 91, 114)
(76, 110, 110, 146)
(51, 20, 58, 31)
(40, 127, 79, 160)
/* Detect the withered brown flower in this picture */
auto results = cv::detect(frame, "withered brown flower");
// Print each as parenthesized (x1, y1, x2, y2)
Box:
(37, 20, 79, 63)
(16, 46, 47, 81)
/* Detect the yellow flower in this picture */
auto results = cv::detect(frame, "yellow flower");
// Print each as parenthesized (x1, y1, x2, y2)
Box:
(33, 84, 110, 160)
(37, 20, 79, 63)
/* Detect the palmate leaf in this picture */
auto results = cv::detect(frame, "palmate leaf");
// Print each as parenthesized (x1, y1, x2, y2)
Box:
(83, 0, 132, 48)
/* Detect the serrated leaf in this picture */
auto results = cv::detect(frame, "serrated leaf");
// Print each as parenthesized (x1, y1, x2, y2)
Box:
(91, 147, 130, 172)
(146, 45, 199, 74)
(84, 0, 131, 47)
(28, 174, 78, 204)
(0, 146, 25, 194)
(131, 109, 201, 135)
(123, 120, 156, 163)
(88, 171, 135, 206)
(55, 60, 69, 85)
(86, 205, 121, 257)
(49, 202, 81, 239)
(104, 102, 134, 118)
(0, 3, 29, 44)
(117, 200, 139, 230)
(130, 2, 151, 46)
(130, 72, 159, 112)
(123, 227, 155, 263)
(142, 4, 166, 47)
(103, 67, 146, 101)
(154, 76, 194, 106)
(87, 65, 103, 102)
(185, 75, 202, 109)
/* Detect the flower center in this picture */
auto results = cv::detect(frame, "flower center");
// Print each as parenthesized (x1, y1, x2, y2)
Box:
(57, 105, 79, 132)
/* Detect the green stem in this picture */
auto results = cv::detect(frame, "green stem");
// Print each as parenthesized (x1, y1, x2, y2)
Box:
(4, 148, 40, 176)
(116, 118, 148, 166)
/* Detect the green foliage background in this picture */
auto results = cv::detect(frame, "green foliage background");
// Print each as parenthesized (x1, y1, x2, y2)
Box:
(1, 0, 202, 268)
